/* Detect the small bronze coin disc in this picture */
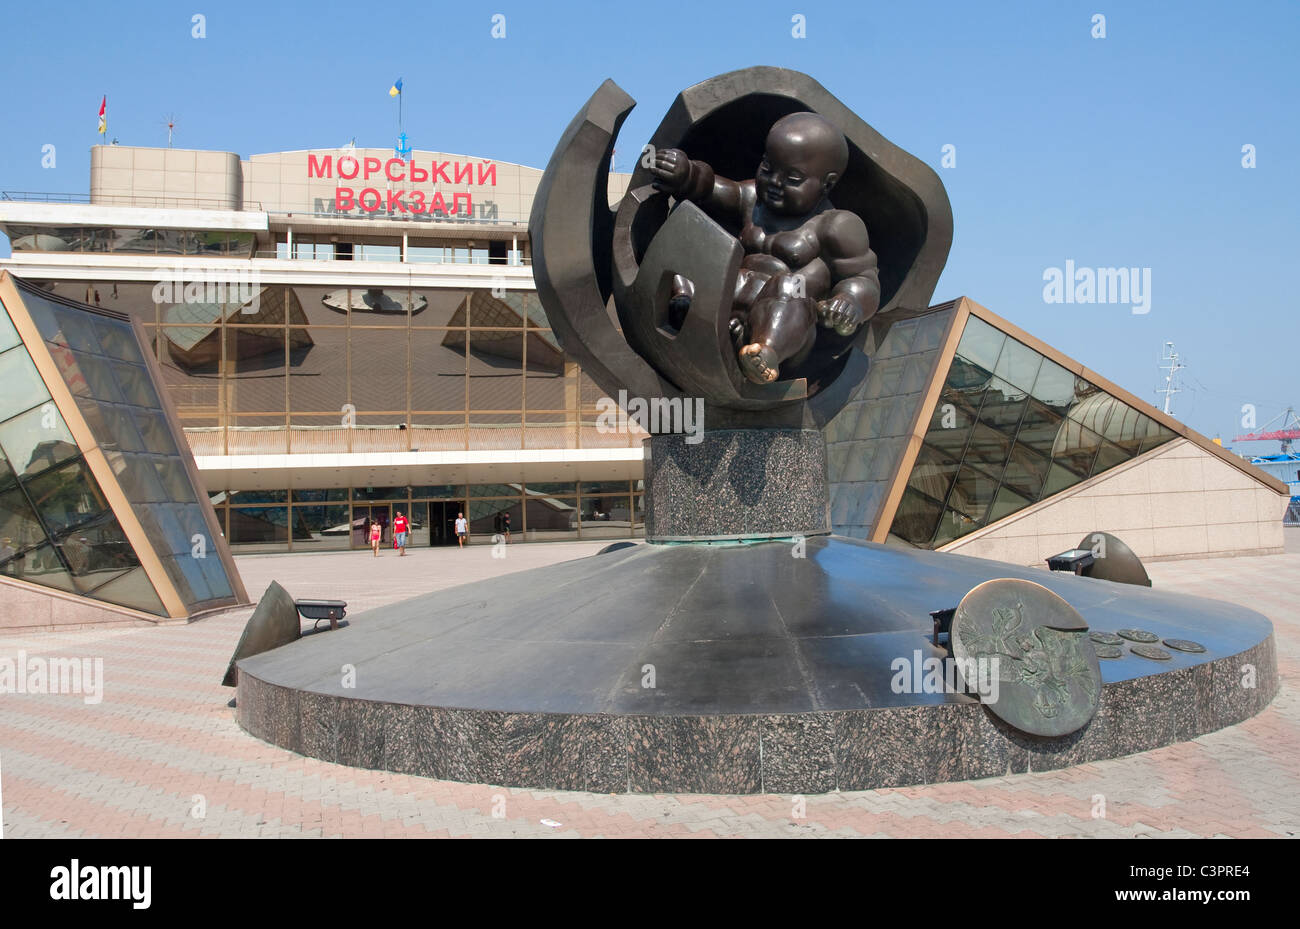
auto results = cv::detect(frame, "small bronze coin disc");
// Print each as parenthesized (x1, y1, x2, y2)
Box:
(1117, 629, 1159, 643)
(1163, 639, 1207, 653)
(951, 578, 1102, 738)
(1131, 644, 1172, 661)
(1090, 631, 1123, 646)
(1093, 643, 1123, 659)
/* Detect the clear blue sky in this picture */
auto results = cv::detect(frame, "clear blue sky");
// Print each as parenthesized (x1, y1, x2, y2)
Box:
(1, 0, 1296, 446)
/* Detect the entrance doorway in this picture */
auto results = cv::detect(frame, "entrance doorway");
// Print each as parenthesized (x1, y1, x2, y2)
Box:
(352, 504, 392, 549)
(422, 501, 464, 546)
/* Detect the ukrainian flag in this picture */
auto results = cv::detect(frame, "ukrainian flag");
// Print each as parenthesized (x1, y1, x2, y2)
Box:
(389, 78, 402, 97)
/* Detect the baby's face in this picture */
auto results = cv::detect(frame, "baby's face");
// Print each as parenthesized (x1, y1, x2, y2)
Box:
(756, 134, 835, 216)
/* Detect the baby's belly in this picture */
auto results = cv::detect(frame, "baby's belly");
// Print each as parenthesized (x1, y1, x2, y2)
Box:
(740, 253, 832, 298)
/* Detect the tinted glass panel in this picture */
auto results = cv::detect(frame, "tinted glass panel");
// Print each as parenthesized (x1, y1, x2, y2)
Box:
(89, 316, 142, 362)
(62, 350, 123, 402)
(964, 422, 1012, 472)
(0, 305, 20, 352)
(580, 481, 631, 495)
(1030, 358, 1080, 408)
(77, 399, 144, 452)
(352, 486, 407, 501)
(988, 485, 1032, 522)
(524, 495, 577, 538)
(1001, 443, 1051, 500)
(87, 565, 166, 615)
(1052, 423, 1104, 476)
(4, 543, 78, 593)
(0, 447, 15, 492)
(130, 409, 179, 456)
(977, 378, 1029, 434)
(1092, 439, 1132, 475)
(198, 553, 234, 600)
(946, 463, 1000, 523)
(292, 488, 350, 503)
(409, 485, 462, 499)
(228, 506, 290, 544)
(892, 488, 943, 546)
(906, 443, 960, 508)
(992, 337, 1043, 393)
(0, 485, 45, 554)
(159, 552, 212, 604)
(955, 316, 1004, 374)
(1014, 400, 1064, 458)
(153, 458, 194, 501)
(105, 451, 167, 502)
(0, 348, 51, 421)
(228, 489, 288, 505)
(23, 459, 111, 534)
(0, 402, 78, 479)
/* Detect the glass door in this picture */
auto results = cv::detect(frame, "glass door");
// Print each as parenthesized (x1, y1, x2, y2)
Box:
(352, 504, 392, 549)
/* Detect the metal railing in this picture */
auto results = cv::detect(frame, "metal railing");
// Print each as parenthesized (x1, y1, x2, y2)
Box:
(2, 191, 91, 203)
(1, 191, 261, 211)
(252, 248, 531, 266)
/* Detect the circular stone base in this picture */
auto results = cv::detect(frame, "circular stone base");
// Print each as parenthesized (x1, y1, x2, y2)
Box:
(235, 538, 1278, 794)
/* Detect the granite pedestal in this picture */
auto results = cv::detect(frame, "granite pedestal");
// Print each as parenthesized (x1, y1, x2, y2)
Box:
(644, 429, 829, 540)
(235, 536, 1278, 793)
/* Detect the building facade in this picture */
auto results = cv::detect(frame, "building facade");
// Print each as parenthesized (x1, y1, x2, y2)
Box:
(2, 145, 643, 553)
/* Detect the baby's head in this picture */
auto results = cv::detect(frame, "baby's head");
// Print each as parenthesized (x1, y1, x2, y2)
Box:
(756, 112, 849, 216)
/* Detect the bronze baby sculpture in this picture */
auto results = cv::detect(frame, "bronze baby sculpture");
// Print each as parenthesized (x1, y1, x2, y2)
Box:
(649, 111, 881, 384)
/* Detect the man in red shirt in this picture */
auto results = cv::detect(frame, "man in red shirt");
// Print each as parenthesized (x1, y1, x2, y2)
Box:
(393, 511, 410, 556)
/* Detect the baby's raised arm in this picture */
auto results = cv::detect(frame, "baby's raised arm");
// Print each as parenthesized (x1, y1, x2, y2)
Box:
(647, 148, 749, 227)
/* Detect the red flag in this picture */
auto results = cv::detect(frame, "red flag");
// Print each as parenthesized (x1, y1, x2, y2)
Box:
(97, 96, 106, 135)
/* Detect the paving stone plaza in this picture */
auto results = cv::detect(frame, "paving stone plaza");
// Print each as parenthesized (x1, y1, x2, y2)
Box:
(1, 536, 1295, 839)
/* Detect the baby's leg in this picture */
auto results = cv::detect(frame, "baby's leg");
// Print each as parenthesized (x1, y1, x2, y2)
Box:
(728, 269, 770, 350)
(737, 277, 817, 384)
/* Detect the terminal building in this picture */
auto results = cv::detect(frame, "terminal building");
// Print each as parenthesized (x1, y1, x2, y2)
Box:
(0, 144, 1287, 587)
(1, 145, 641, 557)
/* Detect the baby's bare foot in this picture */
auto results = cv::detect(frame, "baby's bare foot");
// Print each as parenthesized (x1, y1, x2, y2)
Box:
(738, 343, 779, 384)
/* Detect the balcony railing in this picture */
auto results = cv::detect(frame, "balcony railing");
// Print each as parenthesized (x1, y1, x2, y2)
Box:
(2, 191, 261, 211)
(1, 191, 91, 203)
(252, 248, 531, 266)
(184, 422, 645, 456)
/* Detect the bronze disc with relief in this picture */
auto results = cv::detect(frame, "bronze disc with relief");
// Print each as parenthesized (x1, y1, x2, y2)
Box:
(951, 578, 1103, 738)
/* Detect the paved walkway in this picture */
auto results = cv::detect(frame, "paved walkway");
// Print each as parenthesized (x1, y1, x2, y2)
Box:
(0, 538, 1296, 838)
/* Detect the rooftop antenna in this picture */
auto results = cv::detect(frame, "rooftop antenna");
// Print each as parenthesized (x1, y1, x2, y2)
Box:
(161, 113, 177, 147)
(1157, 341, 1185, 416)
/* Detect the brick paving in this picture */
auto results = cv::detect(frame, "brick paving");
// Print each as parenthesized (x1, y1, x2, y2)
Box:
(1, 536, 1297, 838)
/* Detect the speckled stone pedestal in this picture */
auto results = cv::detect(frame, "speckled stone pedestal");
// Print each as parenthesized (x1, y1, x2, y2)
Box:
(235, 537, 1279, 794)
(644, 429, 830, 541)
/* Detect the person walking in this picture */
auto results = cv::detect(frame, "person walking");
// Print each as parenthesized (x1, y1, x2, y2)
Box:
(502, 511, 511, 543)
(393, 510, 410, 556)
(369, 519, 382, 557)
(454, 512, 468, 548)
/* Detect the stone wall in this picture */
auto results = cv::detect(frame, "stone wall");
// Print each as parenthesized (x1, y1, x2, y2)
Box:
(0, 575, 171, 633)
